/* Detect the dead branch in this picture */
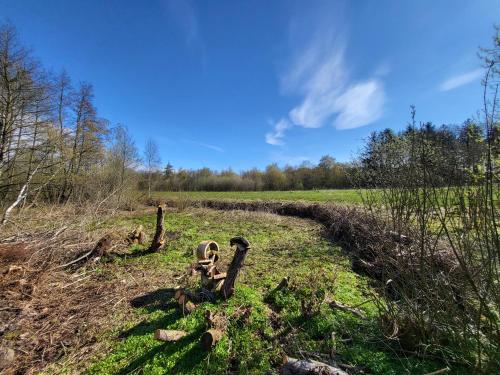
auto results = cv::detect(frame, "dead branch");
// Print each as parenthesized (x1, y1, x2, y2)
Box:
(280, 356, 349, 375)
(328, 300, 367, 319)
(423, 367, 450, 375)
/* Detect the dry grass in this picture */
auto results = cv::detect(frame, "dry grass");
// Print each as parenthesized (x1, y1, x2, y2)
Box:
(0, 204, 157, 374)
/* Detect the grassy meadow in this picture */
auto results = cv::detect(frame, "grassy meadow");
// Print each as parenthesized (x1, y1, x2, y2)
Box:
(77, 207, 448, 374)
(155, 189, 363, 204)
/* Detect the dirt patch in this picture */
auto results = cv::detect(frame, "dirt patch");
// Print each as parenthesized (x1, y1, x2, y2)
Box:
(0, 243, 31, 269)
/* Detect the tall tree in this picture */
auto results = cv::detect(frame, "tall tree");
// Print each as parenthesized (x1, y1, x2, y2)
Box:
(144, 138, 161, 197)
(110, 125, 139, 202)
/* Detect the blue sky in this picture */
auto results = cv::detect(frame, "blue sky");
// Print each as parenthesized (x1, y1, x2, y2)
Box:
(1, 0, 498, 170)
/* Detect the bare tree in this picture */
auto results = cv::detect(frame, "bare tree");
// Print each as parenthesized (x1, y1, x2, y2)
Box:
(0, 24, 55, 223)
(110, 125, 139, 202)
(144, 138, 161, 197)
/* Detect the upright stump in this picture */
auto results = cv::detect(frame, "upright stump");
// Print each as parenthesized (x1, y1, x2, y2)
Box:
(149, 205, 166, 252)
(222, 236, 250, 299)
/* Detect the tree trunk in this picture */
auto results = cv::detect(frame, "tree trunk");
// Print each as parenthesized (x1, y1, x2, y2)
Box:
(149, 205, 165, 252)
(1, 162, 41, 226)
(280, 356, 349, 375)
(222, 237, 250, 299)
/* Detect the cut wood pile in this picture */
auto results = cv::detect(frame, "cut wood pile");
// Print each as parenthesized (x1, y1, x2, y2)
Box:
(155, 236, 252, 351)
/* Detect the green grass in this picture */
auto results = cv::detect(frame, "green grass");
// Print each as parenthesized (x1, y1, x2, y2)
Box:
(154, 189, 363, 204)
(84, 207, 451, 374)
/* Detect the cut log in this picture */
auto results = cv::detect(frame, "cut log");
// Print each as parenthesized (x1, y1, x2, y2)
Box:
(196, 240, 219, 260)
(280, 356, 349, 375)
(214, 279, 224, 293)
(174, 289, 184, 301)
(200, 329, 223, 350)
(177, 294, 196, 314)
(222, 236, 250, 299)
(198, 259, 213, 265)
(213, 272, 226, 280)
(149, 205, 166, 252)
(154, 329, 187, 342)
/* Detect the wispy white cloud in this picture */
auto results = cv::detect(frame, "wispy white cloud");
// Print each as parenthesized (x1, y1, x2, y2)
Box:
(183, 140, 224, 153)
(439, 68, 482, 92)
(265, 118, 292, 145)
(164, 0, 203, 51)
(333, 80, 385, 129)
(266, 6, 386, 146)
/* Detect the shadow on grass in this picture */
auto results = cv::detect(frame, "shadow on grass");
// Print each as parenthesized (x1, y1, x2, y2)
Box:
(129, 287, 177, 312)
(112, 287, 209, 374)
(117, 328, 207, 375)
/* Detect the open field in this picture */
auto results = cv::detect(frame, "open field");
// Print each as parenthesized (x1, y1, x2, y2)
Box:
(155, 189, 363, 204)
(1, 205, 453, 374)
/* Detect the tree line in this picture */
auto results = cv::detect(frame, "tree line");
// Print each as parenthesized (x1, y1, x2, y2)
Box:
(356, 115, 497, 189)
(140, 156, 352, 192)
(139, 116, 497, 193)
(0, 24, 140, 223)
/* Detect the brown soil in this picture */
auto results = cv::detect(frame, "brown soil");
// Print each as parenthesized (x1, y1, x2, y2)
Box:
(0, 243, 31, 269)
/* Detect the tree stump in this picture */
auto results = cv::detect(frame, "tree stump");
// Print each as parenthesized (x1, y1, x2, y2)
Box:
(222, 236, 250, 299)
(149, 205, 166, 252)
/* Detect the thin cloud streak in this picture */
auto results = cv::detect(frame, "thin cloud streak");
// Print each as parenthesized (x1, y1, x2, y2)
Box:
(266, 6, 386, 146)
(183, 139, 224, 153)
(164, 0, 205, 62)
(270, 151, 311, 166)
(439, 68, 483, 92)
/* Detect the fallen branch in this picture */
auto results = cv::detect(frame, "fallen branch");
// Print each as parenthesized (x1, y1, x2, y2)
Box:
(423, 367, 450, 375)
(280, 356, 349, 375)
(328, 300, 367, 319)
